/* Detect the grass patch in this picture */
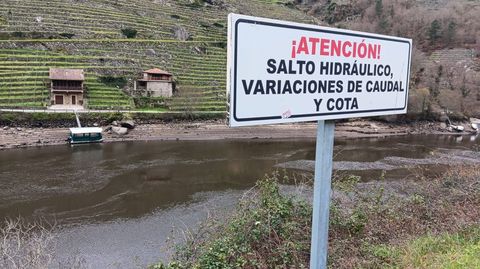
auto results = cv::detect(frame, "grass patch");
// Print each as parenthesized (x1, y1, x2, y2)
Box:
(0, 16, 6, 27)
(133, 96, 168, 110)
(383, 227, 480, 268)
(97, 76, 127, 88)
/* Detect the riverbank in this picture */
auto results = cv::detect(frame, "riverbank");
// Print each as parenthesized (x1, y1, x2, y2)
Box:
(154, 164, 480, 268)
(1, 119, 476, 150)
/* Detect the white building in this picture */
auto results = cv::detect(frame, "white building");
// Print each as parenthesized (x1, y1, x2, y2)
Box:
(134, 68, 173, 97)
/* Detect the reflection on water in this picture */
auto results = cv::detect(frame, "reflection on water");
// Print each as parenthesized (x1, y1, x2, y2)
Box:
(0, 134, 478, 224)
(0, 134, 478, 268)
(0, 140, 313, 224)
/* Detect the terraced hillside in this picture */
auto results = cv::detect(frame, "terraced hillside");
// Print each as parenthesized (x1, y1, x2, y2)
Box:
(0, 0, 315, 111)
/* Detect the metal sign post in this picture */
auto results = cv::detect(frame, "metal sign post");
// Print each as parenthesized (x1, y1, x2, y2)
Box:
(226, 13, 412, 269)
(310, 120, 335, 269)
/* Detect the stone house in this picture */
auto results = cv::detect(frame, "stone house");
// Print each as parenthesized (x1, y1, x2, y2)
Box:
(134, 68, 173, 97)
(49, 68, 85, 107)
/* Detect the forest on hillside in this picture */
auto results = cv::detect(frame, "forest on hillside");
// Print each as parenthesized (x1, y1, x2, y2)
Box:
(296, 0, 480, 119)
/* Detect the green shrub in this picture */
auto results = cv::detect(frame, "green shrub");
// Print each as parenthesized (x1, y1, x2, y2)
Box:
(212, 22, 224, 28)
(133, 97, 167, 109)
(98, 76, 127, 88)
(211, 41, 226, 49)
(154, 174, 312, 268)
(428, 19, 442, 43)
(0, 16, 6, 26)
(185, 0, 205, 8)
(11, 31, 25, 38)
(59, 33, 75, 39)
(199, 21, 211, 29)
(283, 0, 296, 8)
(31, 31, 49, 39)
(105, 112, 123, 123)
(0, 112, 17, 124)
(0, 32, 9, 40)
(121, 28, 138, 38)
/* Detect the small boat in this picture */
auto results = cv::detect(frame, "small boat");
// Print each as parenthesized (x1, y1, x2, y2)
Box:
(67, 111, 103, 144)
(68, 127, 103, 144)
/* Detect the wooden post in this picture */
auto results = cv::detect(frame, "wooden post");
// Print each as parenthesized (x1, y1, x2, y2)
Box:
(310, 120, 335, 269)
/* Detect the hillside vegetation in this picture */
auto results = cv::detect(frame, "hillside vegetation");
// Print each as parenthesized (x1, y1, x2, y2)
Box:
(298, 0, 480, 118)
(0, 0, 312, 111)
(0, 0, 479, 118)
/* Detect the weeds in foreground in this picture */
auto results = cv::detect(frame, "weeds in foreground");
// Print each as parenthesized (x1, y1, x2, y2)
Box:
(330, 165, 480, 268)
(154, 172, 312, 269)
(0, 218, 55, 269)
(380, 226, 480, 268)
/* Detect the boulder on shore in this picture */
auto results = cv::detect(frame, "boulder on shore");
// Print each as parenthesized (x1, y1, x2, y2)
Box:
(120, 120, 135, 129)
(112, 126, 129, 135)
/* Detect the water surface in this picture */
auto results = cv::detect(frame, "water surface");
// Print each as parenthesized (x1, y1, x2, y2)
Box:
(0, 134, 478, 267)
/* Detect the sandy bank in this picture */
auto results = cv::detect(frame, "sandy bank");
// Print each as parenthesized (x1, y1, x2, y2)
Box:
(0, 120, 474, 150)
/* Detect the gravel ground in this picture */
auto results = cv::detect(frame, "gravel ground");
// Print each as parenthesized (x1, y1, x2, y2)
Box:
(0, 119, 468, 150)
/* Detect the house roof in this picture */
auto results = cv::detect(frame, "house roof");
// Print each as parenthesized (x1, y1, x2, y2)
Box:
(49, 68, 85, 81)
(144, 68, 172, 76)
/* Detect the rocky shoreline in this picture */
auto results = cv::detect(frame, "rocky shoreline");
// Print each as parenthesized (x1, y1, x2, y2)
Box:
(0, 119, 477, 150)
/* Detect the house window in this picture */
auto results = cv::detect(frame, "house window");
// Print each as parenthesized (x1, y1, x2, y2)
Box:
(55, 95, 64, 105)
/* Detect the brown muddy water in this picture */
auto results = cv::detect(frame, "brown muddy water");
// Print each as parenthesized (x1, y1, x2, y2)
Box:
(0, 134, 479, 268)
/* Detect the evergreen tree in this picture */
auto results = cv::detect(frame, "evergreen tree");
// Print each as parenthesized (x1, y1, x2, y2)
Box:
(375, 0, 383, 17)
(444, 21, 456, 46)
(375, 0, 389, 34)
(428, 19, 442, 43)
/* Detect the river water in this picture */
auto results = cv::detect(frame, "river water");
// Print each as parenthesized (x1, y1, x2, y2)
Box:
(0, 134, 479, 268)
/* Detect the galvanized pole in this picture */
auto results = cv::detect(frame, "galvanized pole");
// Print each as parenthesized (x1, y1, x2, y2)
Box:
(310, 120, 335, 269)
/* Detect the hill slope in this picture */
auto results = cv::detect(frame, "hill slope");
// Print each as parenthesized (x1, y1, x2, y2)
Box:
(297, 0, 480, 118)
(0, 0, 314, 111)
(1, 0, 479, 118)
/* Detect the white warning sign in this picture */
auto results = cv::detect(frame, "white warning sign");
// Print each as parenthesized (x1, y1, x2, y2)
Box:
(227, 14, 412, 127)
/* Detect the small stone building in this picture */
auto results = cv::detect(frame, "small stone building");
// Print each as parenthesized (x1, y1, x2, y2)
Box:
(134, 68, 173, 97)
(49, 68, 85, 107)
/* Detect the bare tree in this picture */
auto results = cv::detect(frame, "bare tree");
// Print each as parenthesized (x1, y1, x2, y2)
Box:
(475, 34, 480, 57)
(1, 218, 55, 269)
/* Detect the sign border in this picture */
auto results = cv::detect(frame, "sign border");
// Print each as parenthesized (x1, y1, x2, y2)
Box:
(231, 17, 412, 123)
